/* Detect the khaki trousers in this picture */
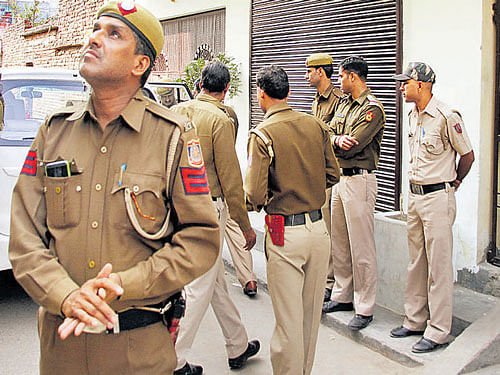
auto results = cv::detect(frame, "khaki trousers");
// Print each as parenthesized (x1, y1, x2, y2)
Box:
(330, 173, 378, 316)
(321, 187, 335, 289)
(224, 214, 257, 287)
(266, 215, 329, 375)
(403, 185, 456, 344)
(38, 307, 176, 375)
(175, 198, 248, 369)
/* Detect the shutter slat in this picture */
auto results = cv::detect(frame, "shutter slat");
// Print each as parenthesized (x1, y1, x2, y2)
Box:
(251, 0, 399, 211)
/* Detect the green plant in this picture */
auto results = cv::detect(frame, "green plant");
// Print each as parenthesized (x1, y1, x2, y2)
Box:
(8, 0, 50, 27)
(180, 53, 242, 99)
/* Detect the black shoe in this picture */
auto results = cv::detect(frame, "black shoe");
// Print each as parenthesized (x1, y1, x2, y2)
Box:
(324, 288, 332, 302)
(412, 337, 447, 353)
(348, 314, 373, 331)
(390, 326, 425, 338)
(243, 281, 257, 297)
(228, 340, 260, 369)
(174, 362, 203, 375)
(322, 300, 354, 313)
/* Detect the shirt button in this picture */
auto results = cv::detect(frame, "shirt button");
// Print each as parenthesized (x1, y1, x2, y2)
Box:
(133, 185, 140, 193)
(76, 186, 82, 192)
(91, 221, 99, 229)
(95, 184, 102, 191)
(100, 146, 107, 154)
(89, 260, 96, 269)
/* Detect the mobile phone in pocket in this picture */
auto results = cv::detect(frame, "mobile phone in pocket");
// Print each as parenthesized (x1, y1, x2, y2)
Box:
(45, 160, 71, 177)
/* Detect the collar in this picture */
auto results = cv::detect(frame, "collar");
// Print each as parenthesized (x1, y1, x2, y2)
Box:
(411, 95, 437, 118)
(317, 83, 334, 99)
(67, 90, 146, 132)
(264, 102, 292, 120)
(352, 88, 372, 105)
(196, 93, 221, 106)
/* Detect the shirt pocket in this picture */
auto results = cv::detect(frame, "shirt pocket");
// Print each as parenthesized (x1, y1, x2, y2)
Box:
(422, 133, 445, 156)
(110, 171, 167, 235)
(44, 174, 83, 228)
(330, 113, 345, 133)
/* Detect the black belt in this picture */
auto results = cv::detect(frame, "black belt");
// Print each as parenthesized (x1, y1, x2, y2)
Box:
(283, 209, 322, 226)
(106, 292, 185, 334)
(342, 167, 373, 176)
(409, 182, 446, 195)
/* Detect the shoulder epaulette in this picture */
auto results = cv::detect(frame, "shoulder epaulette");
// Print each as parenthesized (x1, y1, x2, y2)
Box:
(46, 103, 84, 126)
(435, 101, 461, 121)
(366, 94, 383, 108)
(145, 99, 195, 133)
(250, 128, 274, 161)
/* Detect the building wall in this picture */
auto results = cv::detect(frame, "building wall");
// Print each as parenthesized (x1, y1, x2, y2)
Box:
(0, 0, 103, 68)
(401, 0, 496, 270)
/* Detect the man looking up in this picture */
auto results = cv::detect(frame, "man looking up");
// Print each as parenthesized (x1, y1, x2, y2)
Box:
(9, 2, 220, 374)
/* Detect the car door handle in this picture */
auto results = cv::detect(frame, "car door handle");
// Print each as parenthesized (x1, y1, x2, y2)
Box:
(2, 167, 21, 177)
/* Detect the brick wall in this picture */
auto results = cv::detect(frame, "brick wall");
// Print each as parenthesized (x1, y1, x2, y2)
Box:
(0, 0, 104, 68)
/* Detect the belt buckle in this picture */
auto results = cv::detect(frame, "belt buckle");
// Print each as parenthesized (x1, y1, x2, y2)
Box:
(83, 318, 120, 335)
(413, 184, 424, 195)
(290, 214, 296, 226)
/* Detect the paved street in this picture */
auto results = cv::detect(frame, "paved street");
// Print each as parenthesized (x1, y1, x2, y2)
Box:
(0, 268, 413, 375)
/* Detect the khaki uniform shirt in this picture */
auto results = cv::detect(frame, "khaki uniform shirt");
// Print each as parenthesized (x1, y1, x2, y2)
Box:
(245, 102, 340, 215)
(329, 89, 385, 170)
(173, 94, 251, 232)
(408, 96, 472, 184)
(219, 103, 239, 139)
(312, 83, 343, 123)
(9, 91, 220, 317)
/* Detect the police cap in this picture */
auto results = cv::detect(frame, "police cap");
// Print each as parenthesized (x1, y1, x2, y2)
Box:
(97, 1, 164, 60)
(306, 53, 333, 67)
(394, 62, 436, 83)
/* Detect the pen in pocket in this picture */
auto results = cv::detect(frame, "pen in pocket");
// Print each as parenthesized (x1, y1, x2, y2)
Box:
(118, 164, 126, 187)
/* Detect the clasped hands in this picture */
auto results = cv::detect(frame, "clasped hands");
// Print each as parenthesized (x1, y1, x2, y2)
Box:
(335, 135, 359, 150)
(58, 263, 123, 340)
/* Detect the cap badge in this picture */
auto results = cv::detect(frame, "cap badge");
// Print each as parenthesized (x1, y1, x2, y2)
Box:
(118, 0, 137, 15)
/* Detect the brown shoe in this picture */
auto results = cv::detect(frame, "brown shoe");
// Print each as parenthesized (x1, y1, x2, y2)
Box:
(243, 281, 257, 297)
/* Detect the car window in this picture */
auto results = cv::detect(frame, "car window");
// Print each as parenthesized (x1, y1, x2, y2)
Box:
(146, 83, 193, 108)
(0, 81, 89, 146)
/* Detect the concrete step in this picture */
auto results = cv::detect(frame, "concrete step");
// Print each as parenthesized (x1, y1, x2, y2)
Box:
(466, 365, 500, 375)
(222, 240, 500, 369)
(320, 304, 443, 368)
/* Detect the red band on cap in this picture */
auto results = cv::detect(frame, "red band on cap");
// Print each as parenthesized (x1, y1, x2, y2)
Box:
(118, 3, 137, 16)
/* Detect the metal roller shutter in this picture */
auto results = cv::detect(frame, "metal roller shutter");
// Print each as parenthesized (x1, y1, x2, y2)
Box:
(250, 0, 401, 211)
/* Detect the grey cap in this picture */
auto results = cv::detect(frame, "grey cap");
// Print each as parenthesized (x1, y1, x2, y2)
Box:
(394, 62, 436, 83)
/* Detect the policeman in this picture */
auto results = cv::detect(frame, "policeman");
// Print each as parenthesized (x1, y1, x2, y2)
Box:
(305, 52, 343, 302)
(200, 76, 259, 297)
(391, 62, 474, 353)
(245, 65, 340, 375)
(8, 2, 220, 374)
(305, 52, 343, 123)
(172, 61, 259, 375)
(323, 56, 385, 332)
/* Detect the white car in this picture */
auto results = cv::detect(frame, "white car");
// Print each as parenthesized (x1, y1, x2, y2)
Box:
(0, 68, 90, 271)
(0, 68, 193, 271)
